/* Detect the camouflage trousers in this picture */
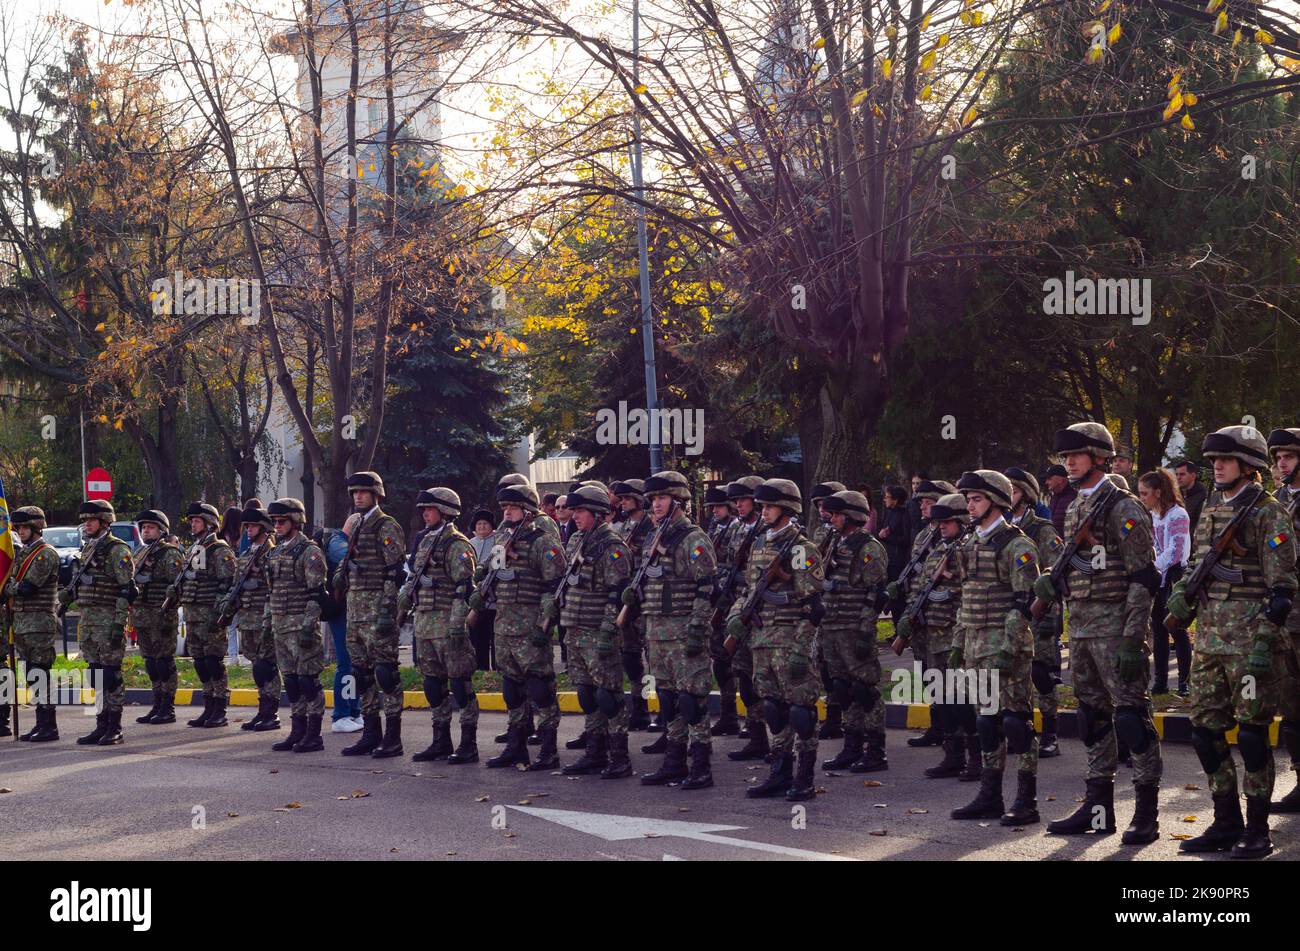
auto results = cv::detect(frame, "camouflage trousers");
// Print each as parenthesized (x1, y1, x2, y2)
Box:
(1035, 626, 1061, 719)
(646, 629, 713, 748)
(752, 622, 820, 756)
(79, 607, 127, 714)
(819, 625, 883, 739)
(13, 626, 57, 669)
(709, 619, 737, 712)
(131, 607, 178, 701)
(239, 621, 281, 702)
(275, 623, 325, 719)
(1188, 648, 1282, 799)
(496, 633, 558, 733)
(963, 623, 1038, 774)
(568, 626, 629, 738)
(1071, 634, 1162, 785)
(1279, 631, 1300, 773)
(415, 611, 479, 730)
(346, 590, 402, 718)
(730, 638, 763, 731)
(183, 606, 231, 703)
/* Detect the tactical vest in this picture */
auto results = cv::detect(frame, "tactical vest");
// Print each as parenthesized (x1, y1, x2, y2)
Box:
(1060, 489, 1133, 602)
(413, 525, 470, 614)
(957, 525, 1021, 627)
(559, 526, 624, 628)
(348, 511, 402, 593)
(134, 541, 181, 608)
(623, 516, 652, 569)
(179, 536, 231, 606)
(493, 523, 548, 606)
(268, 535, 317, 617)
(13, 541, 58, 616)
(642, 519, 704, 617)
(743, 527, 811, 625)
(1196, 491, 1270, 602)
(235, 541, 274, 616)
(77, 535, 132, 608)
(820, 532, 873, 624)
(1281, 488, 1300, 633)
(1018, 511, 1057, 553)
(916, 539, 962, 628)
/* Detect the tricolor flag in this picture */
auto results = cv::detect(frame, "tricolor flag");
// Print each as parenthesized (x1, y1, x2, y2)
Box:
(1268, 532, 1289, 550)
(0, 475, 14, 590)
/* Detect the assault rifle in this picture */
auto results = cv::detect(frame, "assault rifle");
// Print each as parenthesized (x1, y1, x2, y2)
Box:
(57, 533, 114, 619)
(466, 515, 533, 628)
(1165, 484, 1265, 634)
(217, 540, 272, 626)
(616, 501, 678, 630)
(723, 532, 800, 655)
(710, 516, 763, 630)
(1029, 483, 1124, 621)
(892, 529, 968, 656)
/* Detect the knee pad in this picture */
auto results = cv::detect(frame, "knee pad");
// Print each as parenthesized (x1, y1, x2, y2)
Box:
(1114, 705, 1155, 756)
(352, 666, 374, 696)
(1077, 702, 1113, 747)
(788, 704, 816, 740)
(712, 657, 732, 687)
(298, 675, 320, 700)
(976, 714, 1002, 753)
(737, 673, 755, 707)
(678, 693, 707, 726)
(375, 663, 400, 694)
(502, 677, 526, 710)
(101, 666, 122, 694)
(851, 682, 879, 713)
(596, 686, 622, 718)
(831, 677, 852, 710)
(1236, 722, 1271, 773)
(1031, 659, 1056, 695)
(657, 688, 679, 723)
(576, 683, 598, 714)
(284, 676, 302, 703)
(525, 675, 554, 708)
(191, 656, 210, 683)
(1281, 719, 1300, 762)
(1191, 726, 1227, 775)
(158, 657, 177, 682)
(763, 698, 789, 734)
(422, 676, 447, 709)
(252, 659, 277, 688)
(1002, 711, 1033, 755)
(450, 678, 473, 709)
(207, 656, 225, 677)
(144, 656, 158, 680)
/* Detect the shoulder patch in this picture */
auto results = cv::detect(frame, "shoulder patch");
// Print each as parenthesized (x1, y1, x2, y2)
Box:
(1015, 550, 1035, 569)
(544, 546, 562, 561)
(609, 549, 624, 563)
(689, 543, 708, 562)
(1120, 517, 1137, 536)
(1048, 536, 1063, 554)
(1268, 532, 1289, 550)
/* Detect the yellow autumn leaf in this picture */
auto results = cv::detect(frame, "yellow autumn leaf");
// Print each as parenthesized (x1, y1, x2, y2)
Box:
(1107, 23, 1121, 44)
(937, 33, 950, 48)
(1232, 28, 1243, 47)
(851, 89, 870, 107)
(1213, 10, 1227, 34)
(1256, 29, 1274, 45)
(1169, 91, 1184, 112)
(920, 50, 936, 71)
(1204, 0, 1221, 11)
(1183, 92, 1198, 106)
(1087, 46, 1104, 63)
(812, 36, 825, 49)
(1099, 0, 1111, 11)
(633, 84, 647, 94)
(885, 25, 897, 39)
(1180, 113, 1195, 130)
(882, 58, 893, 79)
(94, 322, 106, 331)
(920, 13, 931, 30)
(919, 83, 933, 101)
(113, 419, 123, 431)
(961, 106, 978, 126)
(1162, 103, 1177, 121)
(971, 11, 984, 25)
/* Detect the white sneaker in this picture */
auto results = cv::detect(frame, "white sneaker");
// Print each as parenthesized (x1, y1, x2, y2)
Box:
(331, 716, 363, 733)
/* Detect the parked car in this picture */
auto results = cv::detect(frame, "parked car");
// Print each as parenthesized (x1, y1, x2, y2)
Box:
(43, 526, 85, 587)
(109, 521, 143, 552)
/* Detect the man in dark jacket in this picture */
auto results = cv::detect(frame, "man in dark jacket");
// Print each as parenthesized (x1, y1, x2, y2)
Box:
(1043, 465, 1077, 538)
(1174, 460, 1207, 531)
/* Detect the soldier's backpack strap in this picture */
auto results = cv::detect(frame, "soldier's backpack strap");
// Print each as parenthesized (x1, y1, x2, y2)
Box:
(989, 523, 1027, 555)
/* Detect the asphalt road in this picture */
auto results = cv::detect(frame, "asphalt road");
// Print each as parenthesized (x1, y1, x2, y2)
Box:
(1, 706, 1295, 861)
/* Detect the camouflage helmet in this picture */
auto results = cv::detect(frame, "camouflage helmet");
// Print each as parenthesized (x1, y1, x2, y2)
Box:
(78, 499, 116, 523)
(822, 490, 869, 524)
(346, 470, 386, 500)
(567, 483, 612, 515)
(1002, 466, 1041, 505)
(754, 478, 802, 515)
(913, 479, 956, 501)
(134, 509, 170, 533)
(267, 498, 307, 527)
(497, 472, 530, 488)
(703, 484, 731, 507)
(957, 470, 1014, 510)
(726, 475, 764, 500)
(610, 478, 646, 504)
(416, 486, 462, 518)
(11, 506, 47, 532)
(809, 481, 846, 504)
(643, 470, 691, 502)
(496, 481, 540, 513)
(241, 500, 273, 530)
(1105, 473, 1130, 490)
(929, 493, 972, 525)
(1201, 425, 1270, 471)
(1052, 422, 1116, 460)
(184, 501, 221, 527)
(1267, 428, 1300, 459)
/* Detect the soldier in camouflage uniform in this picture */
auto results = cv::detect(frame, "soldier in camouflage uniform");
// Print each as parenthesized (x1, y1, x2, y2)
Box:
(1267, 428, 1300, 814)
(58, 500, 136, 746)
(167, 502, 237, 729)
(726, 479, 826, 801)
(558, 483, 635, 778)
(336, 471, 407, 758)
(264, 499, 329, 753)
(472, 481, 567, 770)
(703, 483, 740, 736)
(129, 510, 183, 726)
(627, 470, 718, 789)
(5, 507, 61, 742)
(612, 479, 656, 736)
(817, 491, 889, 774)
(718, 476, 769, 761)
(397, 487, 480, 765)
(894, 494, 975, 780)
(1166, 426, 1297, 858)
(1035, 423, 1163, 844)
(809, 481, 846, 741)
(948, 471, 1042, 825)
(1005, 467, 1065, 757)
(224, 503, 279, 732)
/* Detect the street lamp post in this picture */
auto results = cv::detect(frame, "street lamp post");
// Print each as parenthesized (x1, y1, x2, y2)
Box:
(631, 0, 663, 474)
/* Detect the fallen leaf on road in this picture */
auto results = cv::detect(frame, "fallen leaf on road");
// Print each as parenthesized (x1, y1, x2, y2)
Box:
(643, 833, 660, 838)
(678, 807, 690, 813)
(1169, 834, 1192, 840)
(503, 831, 517, 838)
(907, 808, 928, 815)
(1184, 784, 1200, 790)
(1045, 795, 1056, 801)
(978, 822, 991, 828)
(269, 769, 279, 774)
(873, 803, 887, 809)
(868, 829, 887, 836)
(446, 851, 458, 856)
(525, 792, 549, 798)
(1181, 815, 1197, 822)
(474, 795, 490, 802)
(863, 780, 883, 787)
(518, 799, 531, 805)
(390, 847, 399, 852)
(825, 771, 842, 777)
(337, 796, 349, 801)
(226, 812, 238, 817)
(350, 790, 370, 798)
(0, 788, 11, 794)
(370, 770, 384, 775)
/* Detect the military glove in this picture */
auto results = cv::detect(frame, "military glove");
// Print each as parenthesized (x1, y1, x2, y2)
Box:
(724, 615, 747, 644)
(1248, 636, 1273, 675)
(57, 588, 73, 609)
(948, 646, 964, 669)
(1032, 572, 1057, 606)
(396, 592, 411, 619)
(685, 624, 706, 657)
(16, 580, 36, 598)
(1116, 636, 1145, 683)
(472, 565, 488, 585)
(1165, 581, 1192, 621)
(894, 615, 913, 643)
(1264, 588, 1293, 627)
(466, 590, 485, 613)
(540, 595, 559, 626)
(621, 587, 640, 608)
(787, 652, 811, 682)
(530, 626, 552, 649)
(885, 581, 902, 603)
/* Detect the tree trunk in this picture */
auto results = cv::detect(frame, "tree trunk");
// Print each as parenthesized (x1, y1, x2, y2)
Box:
(813, 363, 879, 485)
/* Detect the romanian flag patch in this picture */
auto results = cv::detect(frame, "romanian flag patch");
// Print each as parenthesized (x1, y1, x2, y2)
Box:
(610, 550, 624, 562)
(544, 547, 561, 560)
(1121, 518, 1137, 536)
(1016, 551, 1034, 567)
(1268, 532, 1289, 550)
(689, 544, 707, 562)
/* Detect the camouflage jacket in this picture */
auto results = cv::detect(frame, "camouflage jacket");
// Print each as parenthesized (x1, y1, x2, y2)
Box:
(954, 518, 1038, 657)
(727, 520, 824, 649)
(819, 527, 886, 632)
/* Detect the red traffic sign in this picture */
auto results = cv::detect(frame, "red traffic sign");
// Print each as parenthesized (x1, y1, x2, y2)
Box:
(85, 467, 113, 501)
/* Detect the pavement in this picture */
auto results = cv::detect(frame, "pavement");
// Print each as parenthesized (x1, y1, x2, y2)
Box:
(1, 706, 1297, 861)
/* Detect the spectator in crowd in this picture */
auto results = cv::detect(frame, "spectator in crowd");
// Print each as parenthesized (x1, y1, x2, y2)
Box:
(468, 508, 497, 671)
(320, 519, 363, 732)
(542, 493, 559, 522)
(906, 473, 926, 538)
(555, 495, 575, 545)
(1112, 446, 1137, 491)
(1173, 459, 1206, 531)
(220, 506, 244, 552)
(878, 485, 912, 583)
(1043, 464, 1076, 537)
(1138, 469, 1192, 696)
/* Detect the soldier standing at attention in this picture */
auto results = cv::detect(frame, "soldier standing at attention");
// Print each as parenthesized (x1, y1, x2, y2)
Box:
(1267, 428, 1300, 814)
(704, 484, 740, 737)
(612, 479, 655, 735)
(5, 507, 61, 742)
(227, 503, 279, 732)
(720, 476, 769, 761)
(129, 510, 183, 726)
(169, 502, 237, 729)
(808, 481, 846, 741)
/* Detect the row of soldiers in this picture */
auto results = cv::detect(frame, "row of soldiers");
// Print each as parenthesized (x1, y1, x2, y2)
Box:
(3, 423, 1299, 857)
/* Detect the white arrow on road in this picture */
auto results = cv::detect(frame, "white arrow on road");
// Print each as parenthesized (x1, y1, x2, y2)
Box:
(508, 805, 854, 861)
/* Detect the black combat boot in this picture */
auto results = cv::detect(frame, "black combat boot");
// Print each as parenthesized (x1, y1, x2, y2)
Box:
(496, 712, 535, 745)
(341, 714, 382, 756)
(728, 723, 770, 761)
(293, 715, 324, 753)
(960, 735, 982, 781)
(29, 705, 60, 743)
(565, 730, 589, 751)
(272, 715, 306, 751)
(640, 739, 688, 785)
(241, 696, 266, 730)
(562, 731, 609, 775)
(951, 768, 1005, 820)
(137, 687, 163, 725)
(821, 731, 863, 771)
(1038, 715, 1060, 758)
(151, 690, 176, 724)
(1180, 791, 1244, 853)
(641, 731, 668, 755)
(1122, 783, 1160, 845)
(711, 694, 740, 736)
(746, 752, 794, 798)
(77, 712, 109, 746)
(485, 724, 530, 768)
(907, 718, 944, 748)
(447, 723, 479, 764)
(681, 742, 714, 790)
(203, 699, 229, 728)
(19, 706, 44, 741)
(187, 696, 214, 728)
(925, 736, 967, 779)
(97, 710, 124, 746)
(1000, 771, 1039, 825)
(818, 703, 843, 740)
(413, 721, 453, 762)
(787, 750, 817, 801)
(627, 694, 652, 732)
(1274, 781, 1300, 813)
(850, 732, 888, 773)
(526, 713, 541, 746)
(1230, 796, 1273, 859)
(601, 733, 632, 779)
(252, 698, 282, 732)
(1046, 777, 1117, 834)
(372, 714, 404, 758)
(527, 726, 560, 770)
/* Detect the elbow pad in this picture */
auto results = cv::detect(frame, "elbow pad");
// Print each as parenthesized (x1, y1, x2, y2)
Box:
(1127, 563, 1160, 595)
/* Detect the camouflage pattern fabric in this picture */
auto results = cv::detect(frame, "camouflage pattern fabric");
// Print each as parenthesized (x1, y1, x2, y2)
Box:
(265, 534, 328, 719)
(344, 509, 406, 718)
